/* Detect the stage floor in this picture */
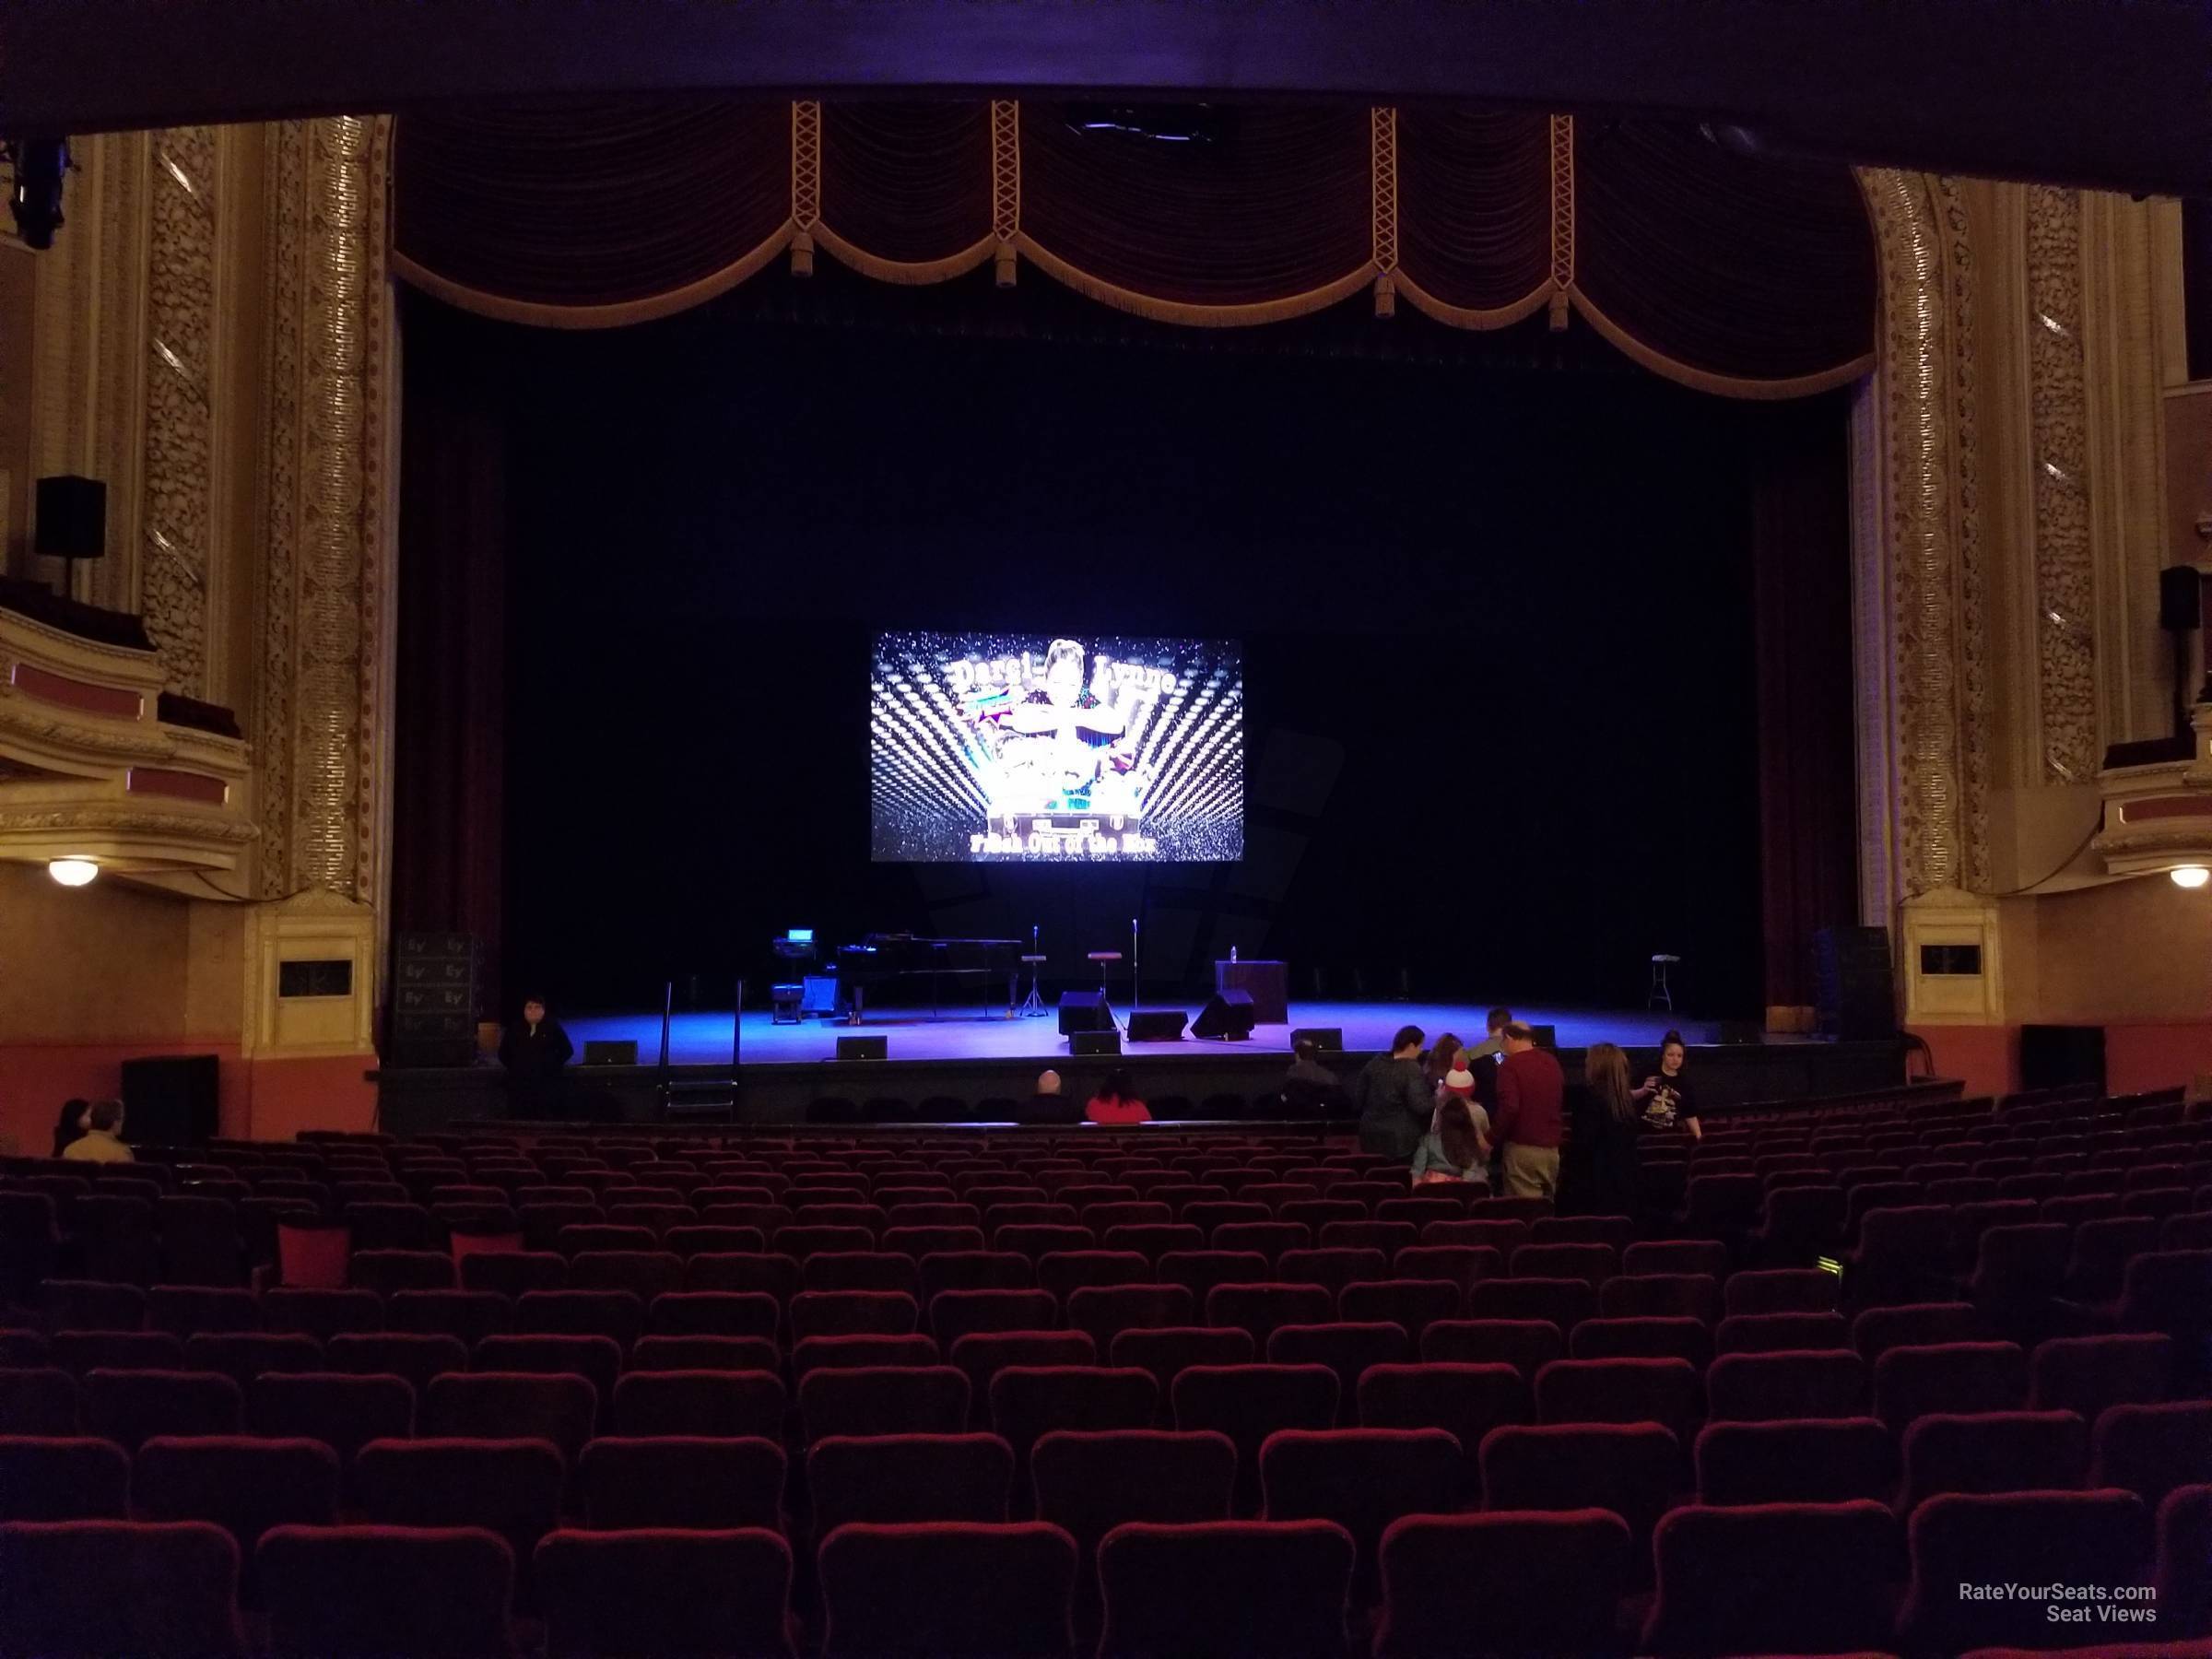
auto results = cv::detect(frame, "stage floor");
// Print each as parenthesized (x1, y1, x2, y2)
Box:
(566, 1000, 1747, 1070)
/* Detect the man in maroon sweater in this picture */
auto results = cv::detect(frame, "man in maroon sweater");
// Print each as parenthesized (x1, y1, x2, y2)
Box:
(1493, 1022, 1564, 1198)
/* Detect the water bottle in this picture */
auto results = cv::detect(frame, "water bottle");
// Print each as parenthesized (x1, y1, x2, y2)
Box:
(1230, 946, 1238, 964)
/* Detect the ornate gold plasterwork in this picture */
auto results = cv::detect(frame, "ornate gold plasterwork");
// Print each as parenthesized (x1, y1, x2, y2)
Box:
(1857, 168, 1992, 901)
(140, 125, 218, 695)
(258, 114, 394, 905)
(0, 806, 257, 841)
(2025, 184, 2097, 784)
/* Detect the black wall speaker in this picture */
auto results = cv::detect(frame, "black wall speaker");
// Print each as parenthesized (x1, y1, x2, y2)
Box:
(1057, 990, 1111, 1035)
(1814, 925, 1898, 1041)
(34, 476, 106, 561)
(1191, 989, 1258, 1041)
(119, 1053, 219, 1147)
(835, 1036, 888, 1061)
(1291, 1028, 1345, 1052)
(1070, 1030, 1122, 1057)
(391, 931, 483, 1067)
(2019, 1024, 2106, 1093)
(1526, 1023, 1558, 1050)
(2159, 565, 2204, 631)
(1127, 1010, 1188, 1042)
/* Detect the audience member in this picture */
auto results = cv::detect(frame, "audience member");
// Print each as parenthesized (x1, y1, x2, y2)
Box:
(1085, 1068, 1151, 1125)
(50, 1098, 90, 1159)
(61, 1099, 133, 1163)
(1492, 1022, 1564, 1198)
(1283, 1039, 1343, 1119)
(1411, 1096, 1490, 1187)
(1466, 1006, 1512, 1109)
(1286, 1039, 1336, 1092)
(1018, 1069, 1081, 1125)
(1633, 1031, 1702, 1140)
(500, 994, 574, 1117)
(1564, 1041, 1640, 1215)
(1421, 1031, 1463, 1092)
(1356, 1025, 1431, 1157)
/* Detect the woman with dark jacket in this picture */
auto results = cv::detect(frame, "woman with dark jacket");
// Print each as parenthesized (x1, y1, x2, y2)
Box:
(1566, 1041, 1641, 1218)
(51, 1099, 89, 1158)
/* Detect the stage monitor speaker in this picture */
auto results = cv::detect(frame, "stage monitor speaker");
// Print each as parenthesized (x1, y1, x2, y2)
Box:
(2020, 1024, 2106, 1093)
(836, 1036, 888, 1061)
(392, 931, 483, 1068)
(581, 1040, 637, 1066)
(1291, 1027, 1344, 1052)
(1526, 1023, 1558, 1050)
(1814, 925, 1898, 1041)
(1717, 1020, 1764, 1046)
(34, 475, 106, 560)
(119, 1053, 218, 1147)
(1070, 1030, 1122, 1057)
(1191, 989, 1257, 1041)
(1058, 990, 1111, 1035)
(1128, 1009, 1188, 1042)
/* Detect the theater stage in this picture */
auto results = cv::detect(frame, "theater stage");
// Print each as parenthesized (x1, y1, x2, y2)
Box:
(373, 999, 1913, 1134)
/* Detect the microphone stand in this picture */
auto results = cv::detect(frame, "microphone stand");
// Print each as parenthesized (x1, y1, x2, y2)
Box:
(1130, 914, 1141, 1018)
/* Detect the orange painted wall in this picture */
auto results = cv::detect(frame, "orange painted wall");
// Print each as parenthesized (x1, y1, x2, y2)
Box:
(1909, 1021, 2210, 1101)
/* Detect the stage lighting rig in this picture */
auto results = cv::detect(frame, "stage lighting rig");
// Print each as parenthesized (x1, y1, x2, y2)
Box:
(6, 138, 71, 250)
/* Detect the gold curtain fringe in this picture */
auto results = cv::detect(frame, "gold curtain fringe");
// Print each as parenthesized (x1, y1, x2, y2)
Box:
(1015, 237, 1378, 328)
(389, 230, 794, 329)
(1569, 288, 1875, 400)
(809, 224, 997, 286)
(1394, 273, 1556, 332)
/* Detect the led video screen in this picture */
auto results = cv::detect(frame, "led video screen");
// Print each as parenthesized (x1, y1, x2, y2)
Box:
(871, 631, 1243, 862)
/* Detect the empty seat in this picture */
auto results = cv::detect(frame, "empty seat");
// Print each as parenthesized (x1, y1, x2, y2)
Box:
(1641, 1499, 1904, 1656)
(1695, 1417, 1899, 1506)
(1466, 1277, 1596, 1330)
(0, 1435, 131, 1521)
(1337, 1279, 1461, 1344)
(1258, 1428, 1459, 1599)
(2090, 1401, 2212, 1505)
(1374, 1509, 1630, 1659)
(789, 1289, 920, 1341)
(1385, 1246, 1502, 1300)
(83, 1368, 241, 1451)
(798, 1366, 970, 1441)
(347, 1250, 456, 1295)
(566, 1249, 684, 1301)
(1209, 1221, 1310, 1264)
(259, 1524, 512, 1658)
(2030, 1332, 2172, 1421)
(535, 1526, 794, 1659)
(0, 1518, 241, 1657)
(42, 1278, 147, 1332)
(1900, 1408, 2088, 1508)
(1852, 1300, 1985, 1360)
(1065, 1284, 1195, 1352)
(1722, 1268, 1837, 1317)
(930, 1288, 1058, 1349)
(1706, 1349, 1869, 1422)
(1171, 1364, 1340, 1513)
(989, 1366, 1158, 1473)
(459, 1251, 568, 1298)
(1356, 1361, 1529, 1499)
(263, 1288, 382, 1341)
(54, 1330, 187, 1375)
(0, 1367, 78, 1435)
(133, 1434, 339, 1579)
(2156, 1481, 2212, 1641)
(1098, 1519, 1354, 1659)
(1621, 1239, 1727, 1278)
(1031, 1429, 1237, 1602)
(474, 1333, 621, 1412)
(915, 1251, 1035, 1301)
(818, 1521, 1077, 1659)
(324, 1333, 468, 1396)
(1899, 1489, 2154, 1652)
(809, 1432, 1015, 1532)
(1156, 1251, 1271, 1307)
(575, 1434, 785, 1530)
(1109, 1325, 1256, 1400)
(2065, 1217, 2160, 1300)
(513, 1288, 644, 1347)
(249, 1373, 415, 1471)
(1418, 1318, 1566, 1382)
(356, 1437, 566, 1571)
(1508, 1243, 1617, 1287)
(1478, 1423, 1679, 1565)
(1205, 1282, 1335, 1349)
(1712, 1311, 1849, 1356)
(424, 1371, 596, 1464)
(610, 1369, 785, 1439)
(147, 1286, 260, 1339)
(1276, 1248, 1392, 1296)
(1596, 1272, 1721, 1325)
(385, 1289, 511, 1347)
(1873, 1340, 2029, 1431)
(1570, 1316, 1712, 1369)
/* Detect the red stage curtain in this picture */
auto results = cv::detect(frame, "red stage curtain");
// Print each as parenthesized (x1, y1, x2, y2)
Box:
(1013, 103, 1373, 320)
(1394, 110, 1552, 324)
(1572, 120, 1877, 394)
(1753, 404, 1860, 1015)
(390, 295, 510, 995)
(391, 98, 792, 324)
(817, 101, 994, 278)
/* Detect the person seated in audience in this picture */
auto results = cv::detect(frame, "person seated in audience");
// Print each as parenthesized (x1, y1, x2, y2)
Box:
(50, 1097, 90, 1158)
(500, 994, 574, 1117)
(1493, 1022, 1564, 1198)
(1017, 1068, 1081, 1125)
(1282, 1039, 1344, 1118)
(61, 1099, 134, 1163)
(1411, 1094, 1490, 1188)
(1085, 1068, 1151, 1125)
(1633, 1030, 1702, 1140)
(1563, 1041, 1641, 1215)
(1356, 1024, 1432, 1157)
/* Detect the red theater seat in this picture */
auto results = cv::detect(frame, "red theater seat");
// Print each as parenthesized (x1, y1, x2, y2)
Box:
(348, 1250, 456, 1295)
(1706, 1348, 1869, 1422)
(53, 1329, 186, 1374)
(1205, 1281, 1335, 1348)
(460, 1251, 568, 1298)
(808, 1432, 1016, 1533)
(1569, 1316, 1712, 1368)
(1722, 1267, 1838, 1317)
(535, 1527, 794, 1659)
(915, 1250, 1035, 1300)
(248, 1372, 415, 1472)
(425, 1371, 595, 1464)
(1596, 1272, 1721, 1325)
(798, 1365, 970, 1441)
(611, 1368, 785, 1439)
(2030, 1333, 2172, 1422)
(147, 1285, 259, 1339)
(1171, 1363, 1340, 1513)
(1031, 1429, 1237, 1600)
(1900, 1408, 2089, 1509)
(1900, 1489, 2154, 1653)
(258, 1524, 512, 1659)
(2157, 1483, 2212, 1641)
(0, 1366, 80, 1435)
(1098, 1518, 1353, 1659)
(988, 1365, 1158, 1472)
(324, 1332, 467, 1394)
(0, 1435, 131, 1521)
(1065, 1283, 1195, 1351)
(42, 1277, 147, 1332)
(1418, 1318, 1566, 1382)
(576, 1434, 785, 1531)
(263, 1288, 382, 1341)
(83, 1367, 241, 1451)
(686, 1252, 801, 1302)
(1259, 1427, 1459, 1602)
(0, 1518, 242, 1658)
(1478, 1423, 1679, 1570)
(1535, 1356, 1702, 1445)
(818, 1521, 1077, 1659)
(356, 1437, 565, 1576)
(1641, 1500, 1904, 1656)
(1466, 1277, 1596, 1331)
(789, 1288, 920, 1341)
(1873, 1340, 2030, 1431)
(1852, 1300, 1987, 1361)
(1374, 1509, 1630, 1659)
(2090, 1401, 2212, 1505)
(929, 1288, 1058, 1348)
(1713, 1310, 1849, 1355)
(1694, 1416, 1898, 1506)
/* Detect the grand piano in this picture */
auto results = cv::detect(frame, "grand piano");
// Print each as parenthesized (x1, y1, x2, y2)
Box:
(834, 934, 1023, 1022)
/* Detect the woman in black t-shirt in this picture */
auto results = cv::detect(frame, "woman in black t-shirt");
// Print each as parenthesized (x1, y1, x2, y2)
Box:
(1634, 1032, 1701, 1140)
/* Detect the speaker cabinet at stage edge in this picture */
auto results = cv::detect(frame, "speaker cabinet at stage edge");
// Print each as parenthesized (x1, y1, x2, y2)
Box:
(391, 931, 484, 1068)
(1057, 990, 1111, 1035)
(1814, 924, 1899, 1041)
(1191, 989, 1258, 1041)
(1070, 1030, 1122, 1057)
(1127, 1009, 1188, 1042)
(1291, 1027, 1344, 1053)
(119, 1054, 219, 1147)
(2019, 1024, 2106, 1094)
(836, 1036, 889, 1062)
(581, 1040, 639, 1066)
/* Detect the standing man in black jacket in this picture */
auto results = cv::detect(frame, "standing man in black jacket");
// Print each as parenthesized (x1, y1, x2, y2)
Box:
(1356, 1025, 1433, 1158)
(500, 994, 574, 1118)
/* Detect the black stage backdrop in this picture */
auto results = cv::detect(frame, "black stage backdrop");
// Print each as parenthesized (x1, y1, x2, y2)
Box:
(394, 267, 1854, 1021)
